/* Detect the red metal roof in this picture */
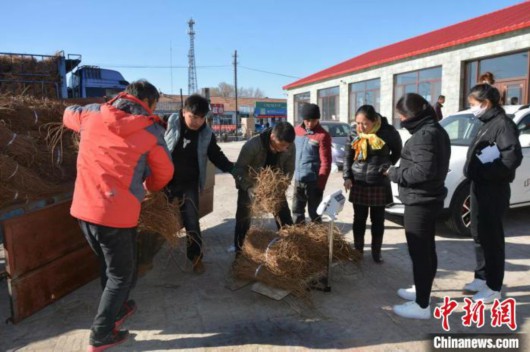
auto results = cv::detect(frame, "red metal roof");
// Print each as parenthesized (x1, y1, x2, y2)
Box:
(284, 1, 530, 90)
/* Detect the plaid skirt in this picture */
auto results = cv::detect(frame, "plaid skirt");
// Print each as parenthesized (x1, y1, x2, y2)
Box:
(349, 182, 393, 206)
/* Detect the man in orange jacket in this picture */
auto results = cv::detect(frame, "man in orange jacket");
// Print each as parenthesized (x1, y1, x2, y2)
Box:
(63, 80, 174, 351)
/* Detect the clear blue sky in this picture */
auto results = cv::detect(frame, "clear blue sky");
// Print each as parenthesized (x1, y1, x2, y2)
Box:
(2, 0, 523, 98)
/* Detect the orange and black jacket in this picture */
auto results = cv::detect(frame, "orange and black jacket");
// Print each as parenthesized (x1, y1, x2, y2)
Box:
(63, 93, 174, 228)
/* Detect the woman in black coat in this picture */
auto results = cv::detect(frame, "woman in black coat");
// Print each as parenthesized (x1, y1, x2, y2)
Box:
(462, 84, 522, 303)
(343, 105, 402, 263)
(386, 93, 450, 319)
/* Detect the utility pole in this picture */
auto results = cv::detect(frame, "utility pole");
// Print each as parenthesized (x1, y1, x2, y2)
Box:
(233, 50, 238, 140)
(170, 41, 173, 94)
(187, 18, 198, 95)
(180, 88, 183, 108)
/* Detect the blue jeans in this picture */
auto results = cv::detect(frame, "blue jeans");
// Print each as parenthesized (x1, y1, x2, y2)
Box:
(167, 181, 202, 261)
(79, 220, 137, 337)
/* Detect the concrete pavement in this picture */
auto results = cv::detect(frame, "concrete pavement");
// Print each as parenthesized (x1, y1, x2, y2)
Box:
(1, 141, 529, 351)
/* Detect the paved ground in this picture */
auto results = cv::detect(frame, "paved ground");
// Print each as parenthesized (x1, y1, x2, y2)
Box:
(1, 141, 529, 351)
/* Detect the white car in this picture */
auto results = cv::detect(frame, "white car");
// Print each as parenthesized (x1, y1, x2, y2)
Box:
(386, 105, 530, 236)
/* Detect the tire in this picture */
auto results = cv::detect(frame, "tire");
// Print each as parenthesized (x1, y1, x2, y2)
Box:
(445, 182, 472, 237)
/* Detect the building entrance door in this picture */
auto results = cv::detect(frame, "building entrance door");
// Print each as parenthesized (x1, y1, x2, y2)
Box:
(496, 79, 527, 105)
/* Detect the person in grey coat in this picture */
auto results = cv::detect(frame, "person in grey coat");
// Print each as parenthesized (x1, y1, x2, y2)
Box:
(165, 94, 234, 274)
(233, 122, 295, 254)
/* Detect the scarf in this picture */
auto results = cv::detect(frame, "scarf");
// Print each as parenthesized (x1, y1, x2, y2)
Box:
(352, 117, 385, 161)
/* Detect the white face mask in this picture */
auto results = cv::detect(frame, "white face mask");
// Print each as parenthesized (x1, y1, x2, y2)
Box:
(470, 104, 487, 117)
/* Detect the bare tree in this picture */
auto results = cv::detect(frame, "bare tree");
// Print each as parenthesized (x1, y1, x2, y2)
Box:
(210, 82, 265, 98)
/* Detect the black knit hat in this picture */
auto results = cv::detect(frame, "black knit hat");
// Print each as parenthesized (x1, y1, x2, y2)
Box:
(301, 103, 320, 120)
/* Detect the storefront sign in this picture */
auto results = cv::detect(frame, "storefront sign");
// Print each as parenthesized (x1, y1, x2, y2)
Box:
(254, 102, 287, 116)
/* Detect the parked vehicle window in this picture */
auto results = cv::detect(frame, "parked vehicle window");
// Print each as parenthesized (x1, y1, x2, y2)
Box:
(321, 123, 350, 137)
(439, 114, 481, 146)
(517, 113, 530, 135)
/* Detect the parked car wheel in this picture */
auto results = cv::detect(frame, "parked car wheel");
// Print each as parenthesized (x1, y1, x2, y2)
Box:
(445, 182, 471, 237)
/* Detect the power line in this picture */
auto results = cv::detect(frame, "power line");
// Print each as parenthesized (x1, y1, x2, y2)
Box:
(91, 64, 230, 69)
(239, 65, 300, 79)
(90, 63, 300, 79)
(89, 62, 300, 80)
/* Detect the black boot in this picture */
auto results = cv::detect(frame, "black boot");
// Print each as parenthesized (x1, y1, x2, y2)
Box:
(371, 235, 384, 263)
(353, 234, 364, 254)
(371, 249, 383, 263)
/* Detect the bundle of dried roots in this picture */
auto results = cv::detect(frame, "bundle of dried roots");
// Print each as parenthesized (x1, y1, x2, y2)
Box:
(233, 223, 360, 299)
(139, 192, 183, 247)
(250, 166, 291, 217)
(0, 155, 69, 206)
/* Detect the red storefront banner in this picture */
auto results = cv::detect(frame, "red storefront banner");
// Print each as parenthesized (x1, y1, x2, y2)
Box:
(211, 104, 225, 115)
(211, 124, 235, 132)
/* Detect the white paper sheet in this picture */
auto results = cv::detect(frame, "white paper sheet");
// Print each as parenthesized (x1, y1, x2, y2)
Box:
(477, 144, 500, 164)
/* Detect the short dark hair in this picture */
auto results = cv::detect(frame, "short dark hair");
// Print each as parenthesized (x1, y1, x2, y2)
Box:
(438, 95, 445, 100)
(125, 80, 159, 107)
(271, 122, 295, 143)
(468, 84, 501, 107)
(183, 94, 210, 117)
(355, 105, 379, 122)
(479, 72, 495, 85)
(396, 93, 433, 119)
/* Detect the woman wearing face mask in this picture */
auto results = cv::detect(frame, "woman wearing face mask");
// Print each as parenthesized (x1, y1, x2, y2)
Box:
(462, 84, 522, 303)
(386, 93, 450, 319)
(343, 105, 402, 263)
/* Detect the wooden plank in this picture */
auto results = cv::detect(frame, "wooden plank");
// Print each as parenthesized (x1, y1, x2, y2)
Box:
(8, 244, 99, 323)
(2, 200, 86, 279)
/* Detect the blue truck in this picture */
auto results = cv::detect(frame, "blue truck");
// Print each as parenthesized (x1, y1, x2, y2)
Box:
(0, 51, 128, 99)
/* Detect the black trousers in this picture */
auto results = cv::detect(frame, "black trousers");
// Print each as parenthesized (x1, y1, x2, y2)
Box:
(168, 181, 202, 261)
(403, 202, 442, 308)
(234, 189, 293, 252)
(352, 204, 385, 252)
(470, 181, 509, 291)
(79, 220, 137, 337)
(292, 181, 323, 224)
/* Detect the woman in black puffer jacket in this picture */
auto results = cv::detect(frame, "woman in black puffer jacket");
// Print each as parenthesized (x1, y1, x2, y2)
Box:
(462, 84, 522, 304)
(387, 93, 450, 320)
(343, 105, 402, 263)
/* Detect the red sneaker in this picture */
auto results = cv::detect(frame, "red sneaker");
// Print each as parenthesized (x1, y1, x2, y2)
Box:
(114, 300, 137, 330)
(87, 329, 129, 352)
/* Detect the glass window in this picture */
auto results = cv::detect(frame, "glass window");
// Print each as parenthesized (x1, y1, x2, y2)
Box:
(465, 61, 478, 92)
(318, 86, 339, 97)
(348, 78, 380, 122)
(419, 67, 442, 80)
(318, 87, 340, 121)
(464, 50, 529, 107)
(439, 113, 482, 146)
(396, 72, 418, 85)
(394, 66, 442, 126)
(480, 52, 528, 79)
(294, 92, 310, 122)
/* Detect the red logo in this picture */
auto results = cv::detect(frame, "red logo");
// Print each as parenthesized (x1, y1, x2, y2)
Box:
(491, 298, 517, 330)
(434, 297, 458, 331)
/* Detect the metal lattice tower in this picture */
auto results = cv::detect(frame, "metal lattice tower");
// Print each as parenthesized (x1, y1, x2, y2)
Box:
(187, 18, 198, 95)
